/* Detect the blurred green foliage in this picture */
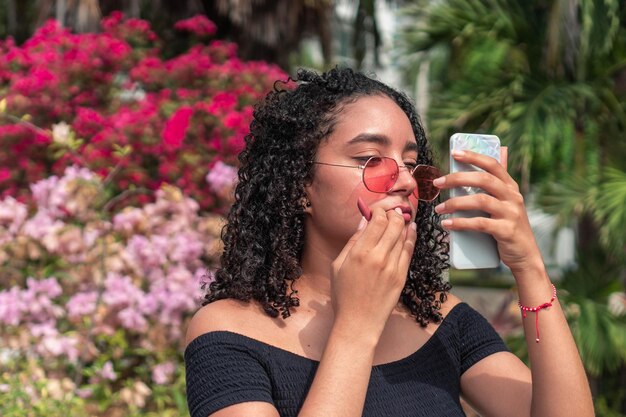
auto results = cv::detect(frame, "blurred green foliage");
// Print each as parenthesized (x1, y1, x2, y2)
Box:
(400, 0, 626, 414)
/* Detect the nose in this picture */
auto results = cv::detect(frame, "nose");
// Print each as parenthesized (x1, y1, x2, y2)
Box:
(389, 164, 417, 196)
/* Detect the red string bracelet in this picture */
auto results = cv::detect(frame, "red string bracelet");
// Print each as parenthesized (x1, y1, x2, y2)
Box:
(518, 284, 557, 343)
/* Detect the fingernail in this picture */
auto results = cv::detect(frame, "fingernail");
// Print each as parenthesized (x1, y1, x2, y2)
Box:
(441, 219, 452, 227)
(434, 202, 445, 213)
(410, 222, 417, 231)
(357, 216, 367, 230)
(394, 207, 403, 215)
(433, 177, 445, 186)
(451, 150, 465, 157)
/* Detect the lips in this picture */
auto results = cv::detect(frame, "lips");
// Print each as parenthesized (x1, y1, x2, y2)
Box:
(395, 205, 412, 215)
(357, 197, 414, 222)
(391, 205, 413, 222)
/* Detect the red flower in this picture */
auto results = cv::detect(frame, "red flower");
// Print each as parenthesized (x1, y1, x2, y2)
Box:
(0, 168, 11, 182)
(174, 15, 217, 37)
(162, 106, 194, 151)
(206, 92, 237, 115)
(223, 111, 243, 129)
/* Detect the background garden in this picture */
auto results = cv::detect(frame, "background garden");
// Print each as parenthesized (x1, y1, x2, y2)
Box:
(0, 1, 625, 416)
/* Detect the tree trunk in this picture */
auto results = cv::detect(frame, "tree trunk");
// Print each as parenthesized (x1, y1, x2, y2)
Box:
(5, 0, 17, 36)
(35, 0, 55, 29)
(75, 0, 101, 32)
(129, 0, 141, 17)
(56, 0, 67, 25)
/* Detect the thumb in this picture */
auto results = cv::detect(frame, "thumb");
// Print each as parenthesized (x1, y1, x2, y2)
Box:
(333, 216, 367, 272)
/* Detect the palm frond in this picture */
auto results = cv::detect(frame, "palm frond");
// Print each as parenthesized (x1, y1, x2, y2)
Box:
(595, 168, 626, 251)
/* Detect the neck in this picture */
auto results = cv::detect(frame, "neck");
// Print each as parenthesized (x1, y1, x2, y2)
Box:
(296, 233, 342, 300)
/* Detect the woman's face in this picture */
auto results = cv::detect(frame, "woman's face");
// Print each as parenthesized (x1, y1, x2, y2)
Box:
(305, 94, 420, 255)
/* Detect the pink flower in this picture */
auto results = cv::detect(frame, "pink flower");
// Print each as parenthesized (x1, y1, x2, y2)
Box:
(125, 235, 169, 271)
(22, 210, 64, 240)
(0, 196, 28, 242)
(174, 15, 217, 37)
(112, 207, 146, 234)
(75, 388, 93, 398)
(118, 307, 147, 331)
(206, 161, 238, 193)
(27, 276, 62, 299)
(223, 111, 244, 129)
(152, 361, 176, 384)
(101, 11, 124, 32)
(205, 92, 237, 114)
(169, 232, 204, 264)
(0, 168, 11, 182)
(0, 287, 25, 326)
(72, 107, 109, 138)
(99, 361, 117, 381)
(102, 272, 144, 307)
(22, 277, 64, 322)
(162, 106, 194, 151)
(66, 291, 98, 318)
(34, 324, 80, 361)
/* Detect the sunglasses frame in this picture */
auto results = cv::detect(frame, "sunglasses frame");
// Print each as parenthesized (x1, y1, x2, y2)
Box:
(313, 156, 441, 202)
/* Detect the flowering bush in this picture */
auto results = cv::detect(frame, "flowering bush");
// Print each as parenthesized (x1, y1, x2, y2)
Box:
(0, 12, 287, 416)
(0, 12, 286, 212)
(0, 165, 225, 415)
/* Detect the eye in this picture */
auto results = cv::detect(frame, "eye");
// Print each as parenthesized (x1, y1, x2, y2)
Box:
(353, 156, 380, 164)
(404, 161, 418, 169)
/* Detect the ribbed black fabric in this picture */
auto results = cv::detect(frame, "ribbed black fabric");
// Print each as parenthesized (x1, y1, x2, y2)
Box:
(185, 302, 508, 417)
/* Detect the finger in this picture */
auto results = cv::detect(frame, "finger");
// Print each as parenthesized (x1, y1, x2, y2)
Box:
(397, 221, 418, 270)
(353, 207, 392, 248)
(500, 146, 508, 171)
(441, 216, 500, 235)
(385, 217, 411, 268)
(373, 208, 407, 253)
(451, 149, 517, 187)
(435, 193, 505, 218)
(435, 171, 510, 200)
(333, 216, 368, 270)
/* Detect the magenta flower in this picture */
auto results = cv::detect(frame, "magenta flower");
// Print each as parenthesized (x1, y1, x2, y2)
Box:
(174, 15, 217, 37)
(0, 167, 11, 182)
(162, 106, 194, 151)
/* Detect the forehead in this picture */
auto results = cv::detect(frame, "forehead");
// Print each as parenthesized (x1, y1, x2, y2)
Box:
(325, 95, 417, 152)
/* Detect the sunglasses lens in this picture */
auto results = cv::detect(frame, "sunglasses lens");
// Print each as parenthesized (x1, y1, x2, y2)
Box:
(413, 165, 441, 201)
(363, 157, 398, 193)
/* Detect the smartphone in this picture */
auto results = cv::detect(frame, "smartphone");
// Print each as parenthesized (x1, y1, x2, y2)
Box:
(449, 133, 501, 269)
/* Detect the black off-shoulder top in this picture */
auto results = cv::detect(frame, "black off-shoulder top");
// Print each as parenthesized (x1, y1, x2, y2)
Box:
(185, 302, 508, 417)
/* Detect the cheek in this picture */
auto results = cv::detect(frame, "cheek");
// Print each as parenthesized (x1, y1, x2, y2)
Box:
(312, 170, 364, 202)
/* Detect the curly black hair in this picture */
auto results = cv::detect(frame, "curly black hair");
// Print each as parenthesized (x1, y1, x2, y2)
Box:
(205, 67, 451, 326)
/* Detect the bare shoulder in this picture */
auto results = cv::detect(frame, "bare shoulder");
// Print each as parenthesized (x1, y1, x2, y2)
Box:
(439, 292, 463, 318)
(185, 299, 268, 347)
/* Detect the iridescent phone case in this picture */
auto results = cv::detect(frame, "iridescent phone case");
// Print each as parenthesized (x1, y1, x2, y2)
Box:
(449, 133, 501, 269)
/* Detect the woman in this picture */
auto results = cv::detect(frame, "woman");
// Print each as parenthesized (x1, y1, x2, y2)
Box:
(185, 67, 594, 417)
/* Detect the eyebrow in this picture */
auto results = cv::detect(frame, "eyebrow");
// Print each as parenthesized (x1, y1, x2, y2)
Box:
(345, 133, 418, 153)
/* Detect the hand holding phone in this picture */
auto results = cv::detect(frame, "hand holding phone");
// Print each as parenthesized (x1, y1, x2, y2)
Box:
(449, 133, 501, 269)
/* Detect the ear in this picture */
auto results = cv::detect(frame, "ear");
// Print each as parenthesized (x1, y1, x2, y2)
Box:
(301, 196, 312, 213)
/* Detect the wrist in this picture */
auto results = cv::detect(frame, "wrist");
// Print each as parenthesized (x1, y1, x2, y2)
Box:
(509, 255, 548, 280)
(511, 256, 551, 294)
(514, 266, 555, 314)
(329, 318, 381, 352)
